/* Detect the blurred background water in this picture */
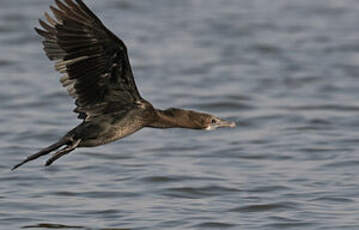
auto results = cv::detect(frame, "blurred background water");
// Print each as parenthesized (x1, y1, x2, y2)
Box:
(1, 0, 359, 229)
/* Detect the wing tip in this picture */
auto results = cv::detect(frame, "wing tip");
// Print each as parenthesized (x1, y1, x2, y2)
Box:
(34, 27, 46, 36)
(44, 12, 58, 26)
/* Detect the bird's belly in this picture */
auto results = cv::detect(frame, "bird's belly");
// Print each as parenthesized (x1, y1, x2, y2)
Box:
(78, 124, 142, 147)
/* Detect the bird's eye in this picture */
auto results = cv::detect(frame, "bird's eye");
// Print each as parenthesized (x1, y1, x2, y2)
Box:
(211, 119, 216, 124)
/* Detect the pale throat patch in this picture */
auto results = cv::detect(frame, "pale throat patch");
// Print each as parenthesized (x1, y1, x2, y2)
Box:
(205, 126, 216, 131)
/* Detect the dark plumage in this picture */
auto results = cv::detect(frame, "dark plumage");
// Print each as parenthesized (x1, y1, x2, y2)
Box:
(12, 0, 236, 170)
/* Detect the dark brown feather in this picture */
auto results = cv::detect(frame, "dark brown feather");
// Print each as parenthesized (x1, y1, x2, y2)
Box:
(55, 0, 88, 22)
(64, 0, 91, 20)
(45, 12, 57, 26)
(36, 0, 142, 120)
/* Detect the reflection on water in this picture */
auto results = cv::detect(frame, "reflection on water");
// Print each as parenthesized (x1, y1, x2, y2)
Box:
(1, 0, 359, 229)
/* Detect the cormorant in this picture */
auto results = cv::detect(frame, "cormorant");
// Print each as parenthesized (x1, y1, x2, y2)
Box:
(12, 0, 236, 170)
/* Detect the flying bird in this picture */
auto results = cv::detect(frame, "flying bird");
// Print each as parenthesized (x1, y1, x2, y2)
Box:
(12, 0, 236, 170)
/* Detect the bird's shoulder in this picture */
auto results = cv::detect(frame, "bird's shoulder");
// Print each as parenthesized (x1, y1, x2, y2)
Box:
(84, 99, 156, 123)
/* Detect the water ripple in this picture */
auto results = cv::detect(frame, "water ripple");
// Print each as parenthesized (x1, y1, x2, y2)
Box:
(280, 104, 359, 112)
(193, 222, 236, 229)
(161, 185, 240, 199)
(230, 202, 297, 213)
(22, 223, 84, 229)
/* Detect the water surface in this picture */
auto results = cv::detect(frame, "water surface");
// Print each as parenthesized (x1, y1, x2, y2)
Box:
(1, 0, 359, 229)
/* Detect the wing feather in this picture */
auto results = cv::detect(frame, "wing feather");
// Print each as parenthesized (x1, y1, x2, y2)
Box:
(36, 0, 142, 120)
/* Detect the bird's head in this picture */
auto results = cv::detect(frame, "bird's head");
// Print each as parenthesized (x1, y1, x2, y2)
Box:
(187, 110, 236, 130)
(151, 108, 236, 130)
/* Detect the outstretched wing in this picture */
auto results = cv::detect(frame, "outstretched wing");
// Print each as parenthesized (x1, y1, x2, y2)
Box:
(36, 0, 142, 120)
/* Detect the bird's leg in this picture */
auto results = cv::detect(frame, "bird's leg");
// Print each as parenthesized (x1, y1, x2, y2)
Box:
(45, 139, 81, 167)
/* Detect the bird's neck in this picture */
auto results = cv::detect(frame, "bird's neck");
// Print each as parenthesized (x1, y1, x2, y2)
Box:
(148, 108, 197, 129)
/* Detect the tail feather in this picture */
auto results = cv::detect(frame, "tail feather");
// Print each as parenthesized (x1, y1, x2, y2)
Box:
(12, 138, 69, 170)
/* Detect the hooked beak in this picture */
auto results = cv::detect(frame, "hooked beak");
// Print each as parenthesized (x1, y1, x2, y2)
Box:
(206, 119, 236, 130)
